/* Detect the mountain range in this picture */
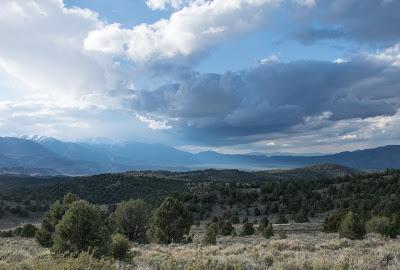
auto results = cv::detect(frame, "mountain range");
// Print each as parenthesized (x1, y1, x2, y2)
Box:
(0, 136, 399, 175)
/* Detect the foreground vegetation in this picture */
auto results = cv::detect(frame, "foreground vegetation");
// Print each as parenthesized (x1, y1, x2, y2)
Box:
(0, 233, 399, 270)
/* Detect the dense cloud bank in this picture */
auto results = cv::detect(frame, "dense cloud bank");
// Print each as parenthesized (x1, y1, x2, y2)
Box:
(133, 55, 400, 144)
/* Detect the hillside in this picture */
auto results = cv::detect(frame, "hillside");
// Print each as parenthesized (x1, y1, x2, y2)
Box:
(123, 163, 359, 183)
(259, 163, 360, 180)
(0, 137, 130, 175)
(270, 145, 400, 170)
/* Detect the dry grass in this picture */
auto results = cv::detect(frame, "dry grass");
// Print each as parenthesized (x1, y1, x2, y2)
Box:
(130, 233, 400, 270)
(0, 233, 399, 269)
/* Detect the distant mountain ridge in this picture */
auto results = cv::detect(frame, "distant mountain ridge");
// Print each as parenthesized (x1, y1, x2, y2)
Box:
(0, 136, 399, 175)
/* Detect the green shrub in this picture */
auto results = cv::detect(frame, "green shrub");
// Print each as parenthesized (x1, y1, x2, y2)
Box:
(52, 201, 110, 256)
(35, 194, 79, 247)
(259, 217, 269, 230)
(20, 224, 38, 238)
(339, 212, 365, 240)
(109, 233, 130, 260)
(278, 228, 287, 239)
(202, 223, 217, 245)
(0, 230, 14, 237)
(148, 197, 193, 244)
(366, 216, 397, 238)
(323, 211, 347, 233)
(112, 199, 152, 243)
(240, 221, 254, 236)
(217, 219, 234, 236)
(275, 213, 288, 224)
(391, 213, 400, 235)
(262, 223, 274, 239)
(294, 209, 309, 223)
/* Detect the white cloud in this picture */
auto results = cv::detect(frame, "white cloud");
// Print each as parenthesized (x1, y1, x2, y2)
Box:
(293, 0, 316, 7)
(260, 53, 280, 64)
(0, 98, 168, 142)
(369, 43, 400, 67)
(146, 0, 187, 10)
(137, 114, 173, 130)
(0, 0, 122, 103)
(84, 0, 281, 64)
(333, 58, 347, 64)
(339, 134, 357, 140)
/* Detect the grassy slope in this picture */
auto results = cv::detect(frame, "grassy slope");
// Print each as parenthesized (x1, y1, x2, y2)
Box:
(0, 234, 399, 270)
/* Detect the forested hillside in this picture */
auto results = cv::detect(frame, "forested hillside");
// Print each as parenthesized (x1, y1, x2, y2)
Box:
(0, 168, 398, 223)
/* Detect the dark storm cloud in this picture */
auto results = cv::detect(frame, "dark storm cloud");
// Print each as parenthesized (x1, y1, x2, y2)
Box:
(292, 0, 400, 45)
(132, 57, 400, 145)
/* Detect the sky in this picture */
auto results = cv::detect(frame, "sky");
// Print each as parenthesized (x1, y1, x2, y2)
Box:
(0, 0, 399, 155)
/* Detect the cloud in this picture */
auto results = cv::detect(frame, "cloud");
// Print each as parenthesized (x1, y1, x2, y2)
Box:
(368, 43, 400, 67)
(0, 0, 108, 99)
(131, 51, 400, 145)
(136, 114, 173, 130)
(84, 0, 280, 64)
(0, 98, 169, 142)
(146, 0, 187, 10)
(290, 0, 400, 45)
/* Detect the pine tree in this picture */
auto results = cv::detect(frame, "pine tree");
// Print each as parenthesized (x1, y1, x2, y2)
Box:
(240, 221, 255, 236)
(275, 212, 288, 224)
(202, 223, 217, 245)
(339, 212, 365, 240)
(262, 223, 274, 239)
(148, 197, 192, 244)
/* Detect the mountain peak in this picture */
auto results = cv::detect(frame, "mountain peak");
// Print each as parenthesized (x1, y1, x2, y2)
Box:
(20, 135, 59, 143)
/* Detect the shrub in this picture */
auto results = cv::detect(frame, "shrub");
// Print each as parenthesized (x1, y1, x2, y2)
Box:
(278, 228, 287, 239)
(339, 212, 365, 240)
(52, 201, 110, 256)
(33, 252, 114, 270)
(240, 221, 254, 236)
(259, 217, 270, 231)
(262, 223, 274, 239)
(148, 197, 193, 244)
(366, 216, 397, 238)
(112, 199, 152, 243)
(294, 209, 309, 223)
(275, 212, 288, 224)
(63, 193, 80, 204)
(217, 219, 234, 236)
(202, 223, 217, 245)
(230, 215, 240, 224)
(0, 230, 14, 237)
(20, 224, 38, 238)
(323, 211, 347, 233)
(109, 233, 130, 260)
(391, 213, 400, 235)
(35, 194, 80, 247)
